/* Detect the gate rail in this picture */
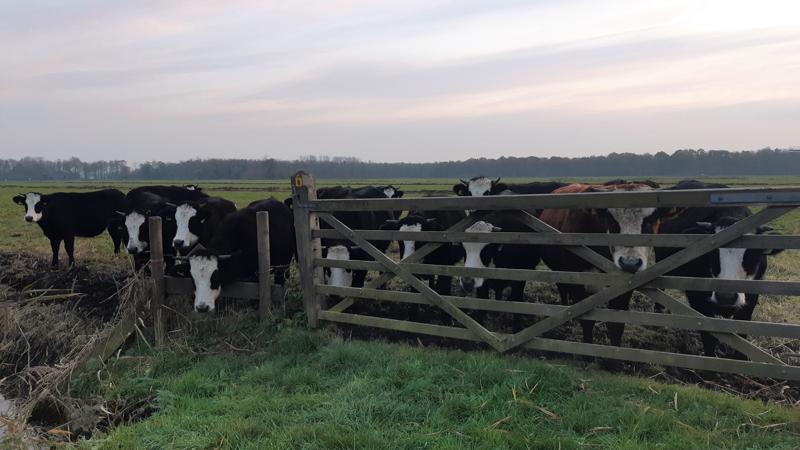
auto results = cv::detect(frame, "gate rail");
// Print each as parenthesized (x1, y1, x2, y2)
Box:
(290, 171, 800, 380)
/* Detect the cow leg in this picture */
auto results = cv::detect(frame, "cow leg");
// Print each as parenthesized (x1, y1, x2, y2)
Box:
(435, 275, 453, 296)
(352, 270, 367, 288)
(49, 238, 61, 268)
(688, 296, 719, 357)
(64, 235, 76, 267)
(606, 294, 632, 347)
(727, 294, 759, 360)
(108, 226, 122, 254)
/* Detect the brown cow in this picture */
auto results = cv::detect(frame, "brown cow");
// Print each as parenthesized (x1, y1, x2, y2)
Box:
(540, 182, 679, 351)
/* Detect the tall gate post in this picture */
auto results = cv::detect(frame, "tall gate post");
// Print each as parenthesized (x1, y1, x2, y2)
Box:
(256, 211, 273, 320)
(291, 171, 323, 327)
(148, 216, 166, 347)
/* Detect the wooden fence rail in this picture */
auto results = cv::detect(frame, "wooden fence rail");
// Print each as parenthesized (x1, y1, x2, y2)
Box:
(291, 171, 800, 381)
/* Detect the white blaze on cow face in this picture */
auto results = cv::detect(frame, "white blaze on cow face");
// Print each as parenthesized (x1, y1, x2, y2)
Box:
(606, 192, 656, 273)
(24, 193, 43, 222)
(460, 221, 496, 290)
(468, 177, 493, 197)
(326, 245, 352, 287)
(399, 223, 422, 260)
(189, 255, 221, 312)
(173, 204, 199, 248)
(125, 212, 148, 253)
(383, 187, 395, 198)
(710, 224, 750, 308)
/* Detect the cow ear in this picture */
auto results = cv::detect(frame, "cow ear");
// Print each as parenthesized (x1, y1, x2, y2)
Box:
(763, 248, 784, 256)
(491, 226, 503, 232)
(394, 190, 404, 198)
(492, 182, 508, 193)
(493, 177, 501, 185)
(115, 210, 127, 217)
(424, 218, 439, 226)
(12, 195, 25, 205)
(755, 225, 774, 234)
(453, 183, 468, 196)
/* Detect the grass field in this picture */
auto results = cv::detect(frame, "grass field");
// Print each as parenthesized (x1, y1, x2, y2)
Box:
(1, 176, 799, 448)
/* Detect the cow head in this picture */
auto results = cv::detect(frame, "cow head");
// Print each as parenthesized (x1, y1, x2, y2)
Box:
(690, 217, 782, 309)
(581, 184, 679, 273)
(123, 202, 176, 255)
(188, 249, 233, 312)
(323, 243, 356, 287)
(452, 176, 504, 197)
(172, 202, 207, 254)
(377, 185, 404, 199)
(183, 184, 202, 192)
(13, 192, 46, 223)
(459, 221, 502, 294)
(381, 216, 440, 261)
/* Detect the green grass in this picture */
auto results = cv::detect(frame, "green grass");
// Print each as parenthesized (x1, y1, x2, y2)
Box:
(77, 322, 800, 450)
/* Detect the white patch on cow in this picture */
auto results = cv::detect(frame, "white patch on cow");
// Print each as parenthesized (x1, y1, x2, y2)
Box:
(468, 177, 493, 197)
(189, 255, 220, 311)
(461, 221, 496, 289)
(173, 204, 199, 248)
(125, 212, 148, 252)
(383, 187, 395, 198)
(711, 245, 752, 308)
(399, 223, 421, 260)
(24, 193, 42, 222)
(607, 205, 656, 272)
(326, 245, 352, 287)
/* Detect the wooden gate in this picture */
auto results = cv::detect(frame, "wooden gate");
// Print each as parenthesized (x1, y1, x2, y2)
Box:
(291, 171, 800, 380)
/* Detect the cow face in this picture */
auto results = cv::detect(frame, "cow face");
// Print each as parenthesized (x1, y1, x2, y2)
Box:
(589, 185, 678, 273)
(377, 185, 404, 199)
(324, 244, 353, 287)
(459, 221, 502, 293)
(452, 177, 503, 197)
(189, 254, 222, 312)
(173, 203, 204, 253)
(381, 216, 439, 261)
(693, 218, 782, 309)
(14, 193, 46, 223)
(125, 211, 149, 254)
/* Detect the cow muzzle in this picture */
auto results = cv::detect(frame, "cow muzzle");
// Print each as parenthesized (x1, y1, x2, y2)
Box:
(617, 256, 644, 273)
(713, 291, 743, 307)
(195, 304, 211, 313)
(25, 216, 33, 222)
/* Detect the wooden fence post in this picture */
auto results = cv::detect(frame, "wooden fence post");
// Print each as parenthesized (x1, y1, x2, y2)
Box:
(256, 211, 272, 320)
(148, 216, 166, 347)
(291, 171, 323, 328)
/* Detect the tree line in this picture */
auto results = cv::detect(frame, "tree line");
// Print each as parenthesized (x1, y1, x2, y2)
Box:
(2, 148, 798, 181)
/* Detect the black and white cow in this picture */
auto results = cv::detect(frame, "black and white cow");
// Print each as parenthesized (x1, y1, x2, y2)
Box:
(380, 209, 466, 295)
(656, 180, 784, 357)
(121, 185, 209, 256)
(188, 198, 295, 312)
(12, 189, 127, 267)
(317, 187, 394, 289)
(169, 197, 237, 255)
(540, 182, 680, 348)
(453, 176, 567, 197)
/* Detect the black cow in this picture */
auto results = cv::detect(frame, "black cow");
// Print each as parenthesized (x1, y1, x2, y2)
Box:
(13, 189, 127, 267)
(457, 213, 538, 301)
(655, 180, 783, 357)
(168, 197, 237, 255)
(187, 198, 295, 312)
(380, 209, 466, 295)
(453, 176, 567, 197)
(540, 183, 679, 349)
(126, 185, 208, 204)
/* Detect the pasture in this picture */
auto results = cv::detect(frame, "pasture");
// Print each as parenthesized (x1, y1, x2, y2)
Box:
(1, 176, 799, 448)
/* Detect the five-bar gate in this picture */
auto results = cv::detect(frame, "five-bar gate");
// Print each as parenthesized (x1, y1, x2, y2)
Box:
(291, 171, 800, 381)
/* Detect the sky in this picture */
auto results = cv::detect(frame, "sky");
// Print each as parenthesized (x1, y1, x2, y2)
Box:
(1, 0, 799, 164)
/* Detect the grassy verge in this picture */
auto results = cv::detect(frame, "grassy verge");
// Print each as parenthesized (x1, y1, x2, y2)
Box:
(77, 319, 800, 450)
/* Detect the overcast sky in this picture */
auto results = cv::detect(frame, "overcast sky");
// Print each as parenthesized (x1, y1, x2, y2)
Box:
(1, 0, 799, 164)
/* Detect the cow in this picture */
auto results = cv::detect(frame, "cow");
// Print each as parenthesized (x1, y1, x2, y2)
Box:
(168, 197, 237, 255)
(539, 182, 679, 349)
(317, 187, 394, 289)
(12, 189, 127, 267)
(655, 180, 783, 357)
(126, 185, 209, 204)
(457, 214, 539, 301)
(453, 176, 567, 197)
(188, 198, 295, 312)
(380, 209, 466, 295)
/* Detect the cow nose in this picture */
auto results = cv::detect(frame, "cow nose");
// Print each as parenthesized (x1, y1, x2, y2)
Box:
(618, 256, 643, 273)
(715, 292, 738, 305)
(25, 216, 33, 222)
(195, 304, 210, 313)
(127, 246, 139, 254)
(461, 277, 475, 292)
(173, 239, 184, 248)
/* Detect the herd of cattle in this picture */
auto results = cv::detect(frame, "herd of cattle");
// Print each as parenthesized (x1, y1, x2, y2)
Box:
(12, 177, 784, 358)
